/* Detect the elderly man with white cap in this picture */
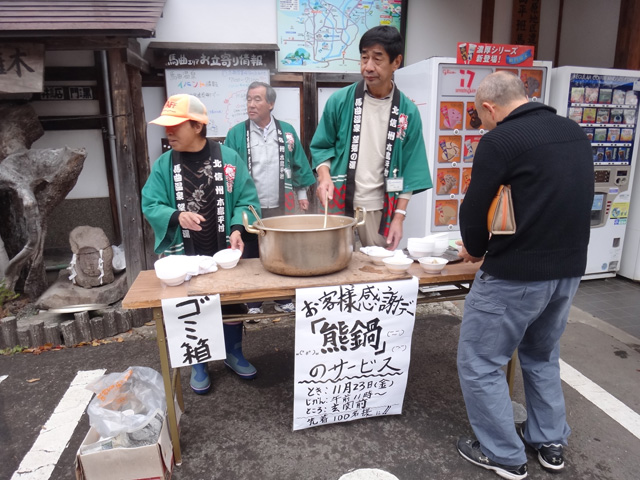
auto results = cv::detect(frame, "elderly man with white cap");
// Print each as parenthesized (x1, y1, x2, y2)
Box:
(142, 93, 261, 395)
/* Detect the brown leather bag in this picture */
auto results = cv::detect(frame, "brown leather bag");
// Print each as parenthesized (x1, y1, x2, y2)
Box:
(487, 185, 516, 234)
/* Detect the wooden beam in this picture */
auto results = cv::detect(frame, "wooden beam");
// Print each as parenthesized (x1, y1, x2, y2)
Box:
(44, 66, 100, 82)
(480, 0, 495, 44)
(614, 0, 640, 69)
(554, 0, 564, 67)
(302, 73, 317, 159)
(0, 36, 126, 49)
(126, 47, 150, 74)
(107, 48, 146, 287)
(127, 65, 156, 270)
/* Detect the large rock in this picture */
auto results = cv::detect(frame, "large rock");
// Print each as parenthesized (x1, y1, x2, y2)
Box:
(36, 269, 128, 310)
(0, 103, 44, 161)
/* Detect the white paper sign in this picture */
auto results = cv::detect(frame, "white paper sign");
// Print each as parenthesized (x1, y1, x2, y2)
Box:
(293, 278, 419, 431)
(161, 295, 226, 368)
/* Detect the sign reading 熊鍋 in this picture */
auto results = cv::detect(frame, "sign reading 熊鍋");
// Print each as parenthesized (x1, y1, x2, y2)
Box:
(0, 43, 45, 94)
(457, 42, 535, 67)
(293, 278, 418, 431)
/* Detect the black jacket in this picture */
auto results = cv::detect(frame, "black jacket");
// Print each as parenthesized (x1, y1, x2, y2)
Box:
(460, 102, 594, 281)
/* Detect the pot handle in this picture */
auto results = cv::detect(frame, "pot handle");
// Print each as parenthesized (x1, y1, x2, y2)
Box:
(354, 206, 366, 227)
(242, 211, 265, 236)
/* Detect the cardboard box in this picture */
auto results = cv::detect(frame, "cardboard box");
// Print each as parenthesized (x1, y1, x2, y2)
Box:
(75, 405, 181, 480)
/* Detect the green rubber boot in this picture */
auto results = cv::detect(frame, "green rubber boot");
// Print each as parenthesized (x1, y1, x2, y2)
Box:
(223, 322, 257, 379)
(190, 362, 211, 394)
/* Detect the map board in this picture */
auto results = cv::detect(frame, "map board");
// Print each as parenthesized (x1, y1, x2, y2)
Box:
(165, 69, 270, 137)
(277, 0, 403, 73)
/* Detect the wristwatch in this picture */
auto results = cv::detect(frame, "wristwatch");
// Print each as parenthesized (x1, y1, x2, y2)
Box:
(395, 209, 407, 218)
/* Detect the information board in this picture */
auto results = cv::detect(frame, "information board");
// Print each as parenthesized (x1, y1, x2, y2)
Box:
(165, 69, 269, 137)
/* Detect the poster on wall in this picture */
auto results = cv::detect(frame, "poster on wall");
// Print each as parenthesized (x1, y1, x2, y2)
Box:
(165, 69, 269, 137)
(277, 0, 403, 73)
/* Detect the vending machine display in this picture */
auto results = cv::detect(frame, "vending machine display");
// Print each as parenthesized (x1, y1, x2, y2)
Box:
(550, 67, 640, 278)
(395, 57, 551, 244)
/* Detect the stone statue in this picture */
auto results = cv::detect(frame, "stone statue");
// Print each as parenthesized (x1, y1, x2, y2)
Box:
(68, 226, 114, 288)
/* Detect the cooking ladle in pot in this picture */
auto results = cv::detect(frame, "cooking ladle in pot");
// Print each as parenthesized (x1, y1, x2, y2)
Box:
(249, 205, 265, 228)
(323, 190, 329, 228)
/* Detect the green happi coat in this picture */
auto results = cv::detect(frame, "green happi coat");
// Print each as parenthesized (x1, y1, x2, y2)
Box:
(310, 82, 432, 235)
(142, 143, 260, 256)
(225, 119, 316, 213)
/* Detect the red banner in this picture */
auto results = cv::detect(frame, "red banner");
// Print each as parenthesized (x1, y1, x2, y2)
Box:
(456, 42, 535, 67)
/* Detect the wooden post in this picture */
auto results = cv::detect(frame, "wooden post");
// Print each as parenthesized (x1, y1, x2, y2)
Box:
(108, 48, 146, 286)
(302, 73, 317, 157)
(614, 0, 640, 69)
(127, 61, 157, 270)
(480, 0, 495, 44)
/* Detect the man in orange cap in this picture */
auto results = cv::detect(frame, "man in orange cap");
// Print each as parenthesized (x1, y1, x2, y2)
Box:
(142, 94, 261, 394)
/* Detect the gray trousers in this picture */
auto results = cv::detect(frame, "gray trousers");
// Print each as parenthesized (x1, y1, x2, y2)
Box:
(457, 269, 580, 465)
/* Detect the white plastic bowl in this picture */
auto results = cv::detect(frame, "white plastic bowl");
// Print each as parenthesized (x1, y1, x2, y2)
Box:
(407, 237, 435, 256)
(365, 247, 395, 265)
(154, 256, 188, 286)
(213, 248, 242, 269)
(408, 245, 434, 258)
(418, 256, 449, 274)
(382, 256, 413, 273)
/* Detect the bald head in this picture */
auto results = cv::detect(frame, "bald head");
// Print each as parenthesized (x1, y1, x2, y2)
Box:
(475, 71, 529, 130)
(476, 71, 527, 107)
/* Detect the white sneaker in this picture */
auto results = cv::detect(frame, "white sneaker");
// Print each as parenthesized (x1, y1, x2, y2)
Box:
(274, 302, 295, 313)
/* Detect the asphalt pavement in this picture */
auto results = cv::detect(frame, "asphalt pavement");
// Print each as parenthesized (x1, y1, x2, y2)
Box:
(1, 302, 639, 480)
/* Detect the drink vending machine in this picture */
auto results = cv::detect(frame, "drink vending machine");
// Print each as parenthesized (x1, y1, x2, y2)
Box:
(394, 57, 552, 248)
(549, 66, 640, 279)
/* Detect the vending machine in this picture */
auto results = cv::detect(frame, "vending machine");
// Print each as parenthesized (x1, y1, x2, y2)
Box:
(549, 66, 640, 279)
(394, 56, 552, 247)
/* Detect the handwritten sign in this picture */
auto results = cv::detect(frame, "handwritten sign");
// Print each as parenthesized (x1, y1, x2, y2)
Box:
(165, 69, 270, 137)
(0, 43, 44, 93)
(293, 278, 418, 431)
(161, 295, 226, 368)
(456, 42, 534, 67)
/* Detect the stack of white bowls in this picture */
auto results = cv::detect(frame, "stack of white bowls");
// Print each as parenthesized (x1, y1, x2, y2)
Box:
(407, 237, 435, 258)
(433, 236, 449, 256)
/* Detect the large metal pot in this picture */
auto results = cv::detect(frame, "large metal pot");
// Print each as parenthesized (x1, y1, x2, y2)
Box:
(242, 208, 365, 276)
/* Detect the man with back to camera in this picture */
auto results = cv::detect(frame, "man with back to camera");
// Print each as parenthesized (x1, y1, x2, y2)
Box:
(455, 71, 594, 479)
(310, 25, 431, 250)
(142, 94, 261, 395)
(225, 81, 315, 317)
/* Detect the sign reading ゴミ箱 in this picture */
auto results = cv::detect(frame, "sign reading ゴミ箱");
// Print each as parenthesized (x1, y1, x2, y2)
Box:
(161, 295, 226, 368)
(457, 42, 534, 67)
(0, 43, 45, 93)
(293, 278, 418, 431)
